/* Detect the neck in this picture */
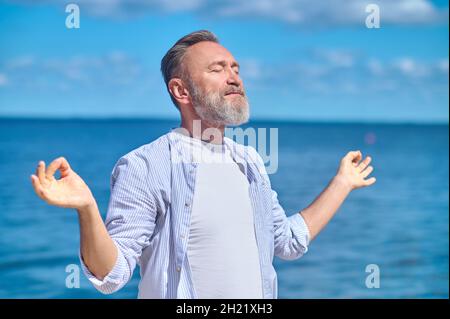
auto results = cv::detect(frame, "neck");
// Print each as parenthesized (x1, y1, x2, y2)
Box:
(180, 117, 225, 144)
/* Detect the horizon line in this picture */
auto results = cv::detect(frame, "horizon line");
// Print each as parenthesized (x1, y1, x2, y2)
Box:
(0, 115, 448, 126)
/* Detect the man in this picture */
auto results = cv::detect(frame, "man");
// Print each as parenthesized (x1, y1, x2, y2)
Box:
(30, 30, 376, 299)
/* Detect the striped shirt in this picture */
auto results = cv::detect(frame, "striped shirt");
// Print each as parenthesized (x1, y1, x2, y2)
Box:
(79, 128, 310, 298)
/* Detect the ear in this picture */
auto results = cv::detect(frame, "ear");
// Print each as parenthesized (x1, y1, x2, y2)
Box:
(168, 78, 190, 106)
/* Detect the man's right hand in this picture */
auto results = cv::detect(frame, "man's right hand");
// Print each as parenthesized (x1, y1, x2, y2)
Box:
(31, 156, 118, 281)
(31, 157, 95, 210)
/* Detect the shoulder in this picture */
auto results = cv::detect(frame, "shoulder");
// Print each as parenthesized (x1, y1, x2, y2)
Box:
(112, 133, 171, 181)
(122, 133, 170, 160)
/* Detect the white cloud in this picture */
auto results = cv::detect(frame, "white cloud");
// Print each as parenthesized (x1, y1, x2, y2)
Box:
(4, 56, 34, 69)
(1, 50, 448, 99)
(367, 58, 384, 76)
(239, 52, 449, 96)
(312, 49, 355, 68)
(0, 73, 8, 86)
(8, 0, 448, 26)
(239, 59, 263, 80)
(394, 58, 421, 75)
(0, 52, 145, 90)
(437, 59, 449, 74)
(365, 57, 450, 79)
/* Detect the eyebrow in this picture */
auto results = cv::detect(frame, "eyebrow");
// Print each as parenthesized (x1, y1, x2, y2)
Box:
(208, 60, 240, 69)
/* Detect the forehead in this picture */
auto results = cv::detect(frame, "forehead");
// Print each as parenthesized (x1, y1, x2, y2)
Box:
(184, 41, 236, 67)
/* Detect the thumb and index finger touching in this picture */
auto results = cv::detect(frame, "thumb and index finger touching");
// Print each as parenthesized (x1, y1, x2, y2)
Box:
(46, 157, 71, 178)
(31, 157, 71, 186)
(346, 150, 362, 165)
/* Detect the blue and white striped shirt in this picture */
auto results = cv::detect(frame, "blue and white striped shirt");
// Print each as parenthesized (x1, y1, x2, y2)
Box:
(79, 129, 310, 298)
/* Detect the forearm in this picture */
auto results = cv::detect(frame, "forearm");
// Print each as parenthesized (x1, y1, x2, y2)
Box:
(77, 202, 118, 280)
(300, 174, 352, 241)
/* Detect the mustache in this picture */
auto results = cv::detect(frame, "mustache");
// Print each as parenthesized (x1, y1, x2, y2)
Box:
(223, 87, 245, 96)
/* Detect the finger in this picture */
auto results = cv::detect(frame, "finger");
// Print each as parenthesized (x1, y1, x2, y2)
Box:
(361, 165, 374, 178)
(364, 176, 377, 186)
(353, 151, 362, 164)
(30, 174, 46, 200)
(36, 161, 47, 184)
(46, 157, 64, 179)
(357, 156, 372, 172)
(58, 157, 71, 178)
(346, 150, 362, 164)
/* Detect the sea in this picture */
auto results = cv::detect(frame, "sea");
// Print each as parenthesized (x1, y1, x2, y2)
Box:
(0, 118, 448, 298)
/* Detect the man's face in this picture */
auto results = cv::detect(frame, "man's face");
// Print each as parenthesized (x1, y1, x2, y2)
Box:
(182, 41, 249, 126)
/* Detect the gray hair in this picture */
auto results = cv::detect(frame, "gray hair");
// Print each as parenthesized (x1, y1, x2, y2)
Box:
(160, 30, 219, 108)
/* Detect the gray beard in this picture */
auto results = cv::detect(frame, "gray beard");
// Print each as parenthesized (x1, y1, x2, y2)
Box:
(188, 81, 250, 126)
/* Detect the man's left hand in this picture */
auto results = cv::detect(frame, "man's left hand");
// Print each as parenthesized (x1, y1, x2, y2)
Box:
(336, 150, 376, 191)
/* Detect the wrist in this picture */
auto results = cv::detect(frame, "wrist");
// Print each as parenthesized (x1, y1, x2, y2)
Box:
(77, 198, 98, 217)
(333, 174, 354, 193)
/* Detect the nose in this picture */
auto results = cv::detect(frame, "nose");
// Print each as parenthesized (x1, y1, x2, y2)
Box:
(226, 68, 243, 88)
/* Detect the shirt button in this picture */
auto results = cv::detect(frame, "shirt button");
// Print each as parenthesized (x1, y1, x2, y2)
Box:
(180, 234, 185, 239)
(176, 266, 181, 272)
(185, 201, 191, 207)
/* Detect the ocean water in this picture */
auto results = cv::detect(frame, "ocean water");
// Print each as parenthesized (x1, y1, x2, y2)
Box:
(0, 118, 448, 298)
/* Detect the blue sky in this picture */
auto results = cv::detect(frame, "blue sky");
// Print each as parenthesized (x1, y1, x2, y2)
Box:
(0, 0, 448, 123)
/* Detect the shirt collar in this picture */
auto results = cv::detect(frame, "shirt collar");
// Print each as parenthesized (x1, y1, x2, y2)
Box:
(167, 127, 259, 183)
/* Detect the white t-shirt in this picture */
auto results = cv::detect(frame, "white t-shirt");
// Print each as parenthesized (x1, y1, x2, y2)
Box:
(178, 133, 263, 299)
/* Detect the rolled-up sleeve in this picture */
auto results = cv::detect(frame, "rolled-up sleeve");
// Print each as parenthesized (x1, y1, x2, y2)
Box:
(79, 152, 157, 294)
(79, 241, 129, 293)
(271, 189, 310, 260)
